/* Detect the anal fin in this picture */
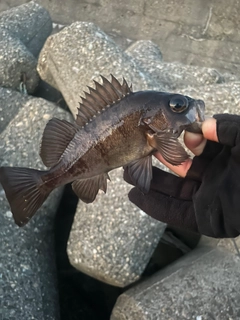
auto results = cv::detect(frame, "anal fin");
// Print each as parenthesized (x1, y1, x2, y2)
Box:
(72, 173, 109, 203)
(125, 156, 152, 193)
(147, 132, 189, 165)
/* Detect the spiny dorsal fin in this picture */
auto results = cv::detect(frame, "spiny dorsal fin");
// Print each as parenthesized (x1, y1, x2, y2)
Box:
(40, 118, 78, 167)
(76, 75, 132, 127)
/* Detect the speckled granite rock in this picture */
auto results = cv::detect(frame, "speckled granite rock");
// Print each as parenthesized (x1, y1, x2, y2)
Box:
(0, 1, 52, 57)
(2, 0, 240, 75)
(179, 81, 240, 117)
(0, 2, 52, 93)
(0, 96, 72, 320)
(67, 168, 166, 287)
(111, 239, 240, 320)
(125, 40, 239, 91)
(0, 28, 39, 94)
(0, 87, 32, 133)
(125, 40, 163, 64)
(37, 22, 165, 117)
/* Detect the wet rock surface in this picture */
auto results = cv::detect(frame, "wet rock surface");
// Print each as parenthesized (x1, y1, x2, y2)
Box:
(0, 1, 240, 320)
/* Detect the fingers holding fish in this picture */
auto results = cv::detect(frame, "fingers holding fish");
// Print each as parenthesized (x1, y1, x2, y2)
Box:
(184, 131, 207, 156)
(183, 118, 218, 155)
(201, 118, 218, 142)
(154, 118, 218, 177)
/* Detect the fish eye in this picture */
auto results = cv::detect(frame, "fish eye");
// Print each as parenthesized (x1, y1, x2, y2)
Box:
(169, 96, 188, 113)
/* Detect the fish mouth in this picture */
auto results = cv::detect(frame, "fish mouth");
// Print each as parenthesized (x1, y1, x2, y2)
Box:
(195, 99, 205, 122)
(184, 99, 205, 134)
(185, 121, 203, 134)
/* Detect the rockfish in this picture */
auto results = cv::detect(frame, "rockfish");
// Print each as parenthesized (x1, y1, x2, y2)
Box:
(0, 75, 205, 226)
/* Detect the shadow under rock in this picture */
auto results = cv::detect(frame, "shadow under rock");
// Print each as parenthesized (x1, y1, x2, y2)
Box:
(54, 184, 122, 320)
(34, 79, 69, 112)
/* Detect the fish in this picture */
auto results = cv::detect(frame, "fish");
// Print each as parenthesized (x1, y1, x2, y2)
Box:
(0, 75, 205, 227)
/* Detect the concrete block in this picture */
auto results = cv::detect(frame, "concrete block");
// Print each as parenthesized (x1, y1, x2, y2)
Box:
(126, 40, 230, 91)
(4, 0, 239, 74)
(0, 87, 31, 133)
(0, 1, 52, 57)
(179, 81, 240, 116)
(0, 1, 53, 93)
(67, 168, 166, 287)
(37, 22, 165, 117)
(0, 94, 72, 319)
(0, 28, 39, 94)
(111, 244, 240, 319)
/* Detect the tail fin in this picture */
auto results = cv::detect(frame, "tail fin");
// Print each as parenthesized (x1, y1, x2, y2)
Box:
(0, 167, 51, 227)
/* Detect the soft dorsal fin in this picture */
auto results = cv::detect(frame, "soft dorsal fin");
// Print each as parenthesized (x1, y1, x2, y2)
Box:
(40, 118, 78, 167)
(76, 75, 132, 127)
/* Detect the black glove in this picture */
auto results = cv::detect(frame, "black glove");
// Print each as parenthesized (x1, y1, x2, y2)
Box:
(124, 114, 240, 238)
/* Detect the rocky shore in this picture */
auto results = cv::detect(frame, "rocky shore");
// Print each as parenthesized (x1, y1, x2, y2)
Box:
(1, 2, 240, 319)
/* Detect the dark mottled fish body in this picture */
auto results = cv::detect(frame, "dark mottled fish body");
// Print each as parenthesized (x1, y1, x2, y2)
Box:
(43, 92, 158, 185)
(0, 76, 205, 226)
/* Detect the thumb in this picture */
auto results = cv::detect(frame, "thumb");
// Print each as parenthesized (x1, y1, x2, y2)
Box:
(202, 118, 218, 142)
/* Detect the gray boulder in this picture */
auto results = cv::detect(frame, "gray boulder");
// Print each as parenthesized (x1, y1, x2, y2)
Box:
(126, 40, 239, 91)
(0, 87, 31, 133)
(0, 1, 52, 57)
(0, 2, 53, 93)
(125, 40, 163, 64)
(37, 22, 165, 116)
(67, 168, 166, 287)
(0, 28, 39, 94)
(111, 237, 240, 320)
(0, 93, 72, 320)
(3, 0, 240, 74)
(179, 81, 240, 117)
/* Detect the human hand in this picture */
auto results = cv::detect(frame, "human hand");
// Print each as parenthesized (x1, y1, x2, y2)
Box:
(154, 117, 217, 177)
(124, 114, 240, 238)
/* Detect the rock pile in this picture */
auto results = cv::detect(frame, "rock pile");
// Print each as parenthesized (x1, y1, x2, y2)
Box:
(0, 2, 240, 320)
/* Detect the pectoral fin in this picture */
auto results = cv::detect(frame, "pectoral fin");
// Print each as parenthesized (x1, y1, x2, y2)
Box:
(72, 173, 109, 203)
(147, 132, 189, 166)
(125, 156, 152, 193)
(40, 118, 78, 167)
